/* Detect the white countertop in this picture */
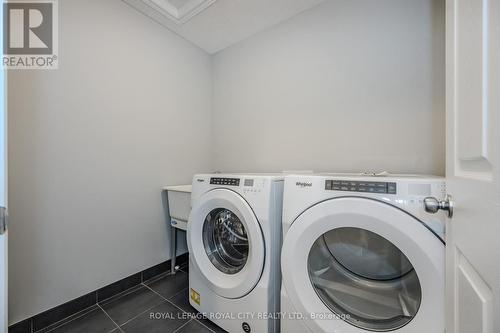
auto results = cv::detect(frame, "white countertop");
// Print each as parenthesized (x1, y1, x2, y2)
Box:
(162, 184, 192, 193)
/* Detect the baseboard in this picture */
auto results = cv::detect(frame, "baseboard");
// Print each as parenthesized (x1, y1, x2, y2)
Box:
(8, 253, 189, 333)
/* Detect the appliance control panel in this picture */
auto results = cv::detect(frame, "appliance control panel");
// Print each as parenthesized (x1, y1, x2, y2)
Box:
(325, 180, 397, 194)
(210, 177, 240, 186)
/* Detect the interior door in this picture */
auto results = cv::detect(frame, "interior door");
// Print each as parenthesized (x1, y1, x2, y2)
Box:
(445, 0, 500, 332)
(0, 1, 8, 330)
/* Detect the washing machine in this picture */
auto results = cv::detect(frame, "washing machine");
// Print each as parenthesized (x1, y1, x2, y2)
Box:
(281, 174, 446, 333)
(187, 174, 284, 333)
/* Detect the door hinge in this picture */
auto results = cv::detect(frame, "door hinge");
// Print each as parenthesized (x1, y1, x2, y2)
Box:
(0, 207, 7, 235)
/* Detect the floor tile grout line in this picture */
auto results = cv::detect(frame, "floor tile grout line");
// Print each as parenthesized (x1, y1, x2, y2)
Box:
(166, 287, 189, 301)
(102, 270, 180, 304)
(172, 318, 194, 333)
(101, 269, 183, 305)
(142, 283, 219, 333)
(142, 283, 192, 315)
(32, 305, 99, 333)
(141, 283, 170, 302)
(97, 303, 122, 332)
(35, 283, 144, 333)
(193, 318, 219, 333)
(114, 299, 165, 328)
(100, 267, 186, 330)
(32, 279, 218, 333)
(111, 295, 165, 328)
(141, 283, 215, 331)
(29, 272, 217, 333)
(109, 327, 123, 333)
(111, 302, 163, 329)
(12, 261, 187, 332)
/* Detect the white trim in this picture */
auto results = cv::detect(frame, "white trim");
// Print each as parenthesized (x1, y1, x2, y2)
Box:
(140, 0, 216, 25)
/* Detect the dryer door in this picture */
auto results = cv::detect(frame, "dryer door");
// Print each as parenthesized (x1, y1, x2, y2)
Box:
(188, 189, 265, 299)
(281, 197, 444, 333)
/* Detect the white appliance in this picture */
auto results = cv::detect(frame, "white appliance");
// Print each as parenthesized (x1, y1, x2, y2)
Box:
(281, 174, 446, 333)
(188, 174, 284, 333)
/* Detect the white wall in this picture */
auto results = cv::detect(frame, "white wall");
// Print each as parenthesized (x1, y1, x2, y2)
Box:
(7, 0, 212, 323)
(213, 0, 445, 175)
(8, 0, 446, 324)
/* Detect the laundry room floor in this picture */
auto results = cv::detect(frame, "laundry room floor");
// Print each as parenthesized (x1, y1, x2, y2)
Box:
(33, 263, 227, 333)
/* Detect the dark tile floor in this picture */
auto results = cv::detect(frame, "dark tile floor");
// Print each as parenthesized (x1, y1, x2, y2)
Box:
(36, 265, 227, 333)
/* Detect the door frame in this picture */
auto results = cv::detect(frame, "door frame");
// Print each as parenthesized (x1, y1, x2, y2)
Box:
(0, 0, 8, 328)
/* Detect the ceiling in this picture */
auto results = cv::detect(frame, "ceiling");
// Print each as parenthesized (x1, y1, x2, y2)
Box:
(122, 0, 325, 54)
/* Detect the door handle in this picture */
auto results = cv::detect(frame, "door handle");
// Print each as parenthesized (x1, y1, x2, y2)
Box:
(0, 207, 7, 235)
(423, 195, 454, 218)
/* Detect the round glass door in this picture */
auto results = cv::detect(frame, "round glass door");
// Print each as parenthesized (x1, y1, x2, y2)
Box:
(203, 208, 249, 274)
(308, 227, 422, 332)
(188, 189, 265, 299)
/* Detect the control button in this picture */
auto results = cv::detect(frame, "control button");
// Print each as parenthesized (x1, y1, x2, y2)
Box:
(210, 177, 240, 186)
(326, 179, 396, 194)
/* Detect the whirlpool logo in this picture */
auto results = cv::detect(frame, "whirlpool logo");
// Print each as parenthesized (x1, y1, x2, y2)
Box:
(295, 181, 312, 188)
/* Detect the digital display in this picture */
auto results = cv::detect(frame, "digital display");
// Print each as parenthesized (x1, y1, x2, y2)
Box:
(325, 180, 397, 194)
(210, 177, 240, 186)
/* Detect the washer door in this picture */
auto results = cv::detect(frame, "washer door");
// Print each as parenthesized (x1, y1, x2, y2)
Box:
(281, 197, 444, 333)
(188, 189, 265, 299)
